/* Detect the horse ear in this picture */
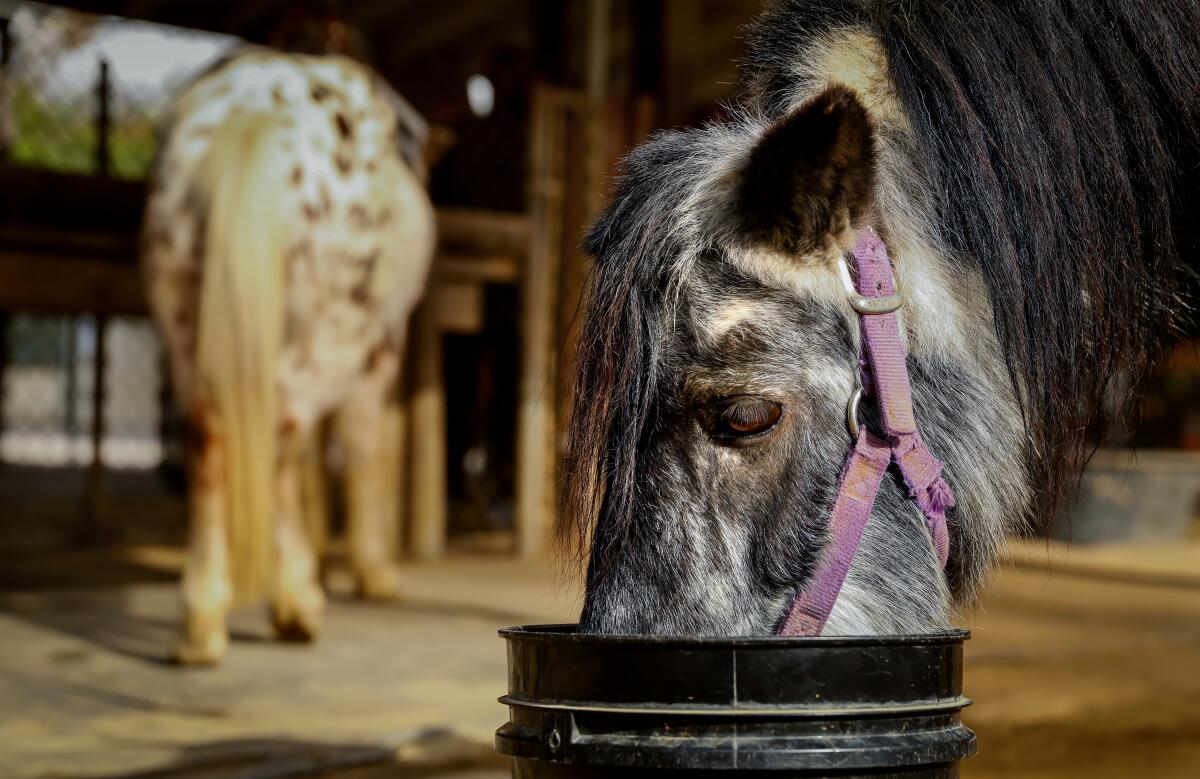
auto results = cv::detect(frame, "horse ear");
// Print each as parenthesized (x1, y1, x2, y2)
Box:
(736, 85, 874, 255)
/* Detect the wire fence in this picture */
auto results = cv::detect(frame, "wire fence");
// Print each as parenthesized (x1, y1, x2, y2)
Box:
(0, 3, 233, 478)
(0, 1, 234, 178)
(1, 314, 165, 469)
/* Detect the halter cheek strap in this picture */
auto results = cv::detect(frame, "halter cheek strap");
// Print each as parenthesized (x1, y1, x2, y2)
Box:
(777, 229, 954, 637)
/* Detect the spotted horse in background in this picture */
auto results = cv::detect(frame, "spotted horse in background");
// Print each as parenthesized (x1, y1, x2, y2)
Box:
(142, 48, 436, 664)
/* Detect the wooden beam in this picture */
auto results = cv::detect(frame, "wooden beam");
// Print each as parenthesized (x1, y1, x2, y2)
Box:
(435, 208, 530, 256)
(0, 177, 527, 270)
(434, 253, 519, 285)
(0, 227, 136, 264)
(383, 0, 514, 65)
(0, 252, 145, 314)
(0, 167, 145, 237)
(353, 0, 442, 35)
(0, 246, 520, 317)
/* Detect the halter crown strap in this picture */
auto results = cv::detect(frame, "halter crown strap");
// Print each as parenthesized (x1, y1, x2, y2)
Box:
(778, 229, 954, 637)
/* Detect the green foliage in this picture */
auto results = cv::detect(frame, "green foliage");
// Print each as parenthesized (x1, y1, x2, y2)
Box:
(7, 83, 158, 179)
(9, 84, 98, 175)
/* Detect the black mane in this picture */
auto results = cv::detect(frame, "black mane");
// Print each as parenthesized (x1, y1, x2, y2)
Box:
(745, 0, 1200, 517)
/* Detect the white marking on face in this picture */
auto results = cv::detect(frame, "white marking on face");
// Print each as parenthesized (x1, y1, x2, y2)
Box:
(701, 299, 774, 342)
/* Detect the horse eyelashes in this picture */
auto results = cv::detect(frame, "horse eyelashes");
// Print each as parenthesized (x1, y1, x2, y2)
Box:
(719, 398, 783, 435)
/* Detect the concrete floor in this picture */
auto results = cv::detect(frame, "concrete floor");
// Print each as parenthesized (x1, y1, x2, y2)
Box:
(1, 541, 1199, 779)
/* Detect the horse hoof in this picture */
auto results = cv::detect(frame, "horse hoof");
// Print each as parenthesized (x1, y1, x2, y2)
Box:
(272, 614, 319, 642)
(173, 621, 228, 666)
(270, 586, 325, 642)
(354, 564, 403, 601)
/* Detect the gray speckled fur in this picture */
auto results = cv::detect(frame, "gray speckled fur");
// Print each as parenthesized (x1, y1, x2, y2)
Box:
(574, 107, 1025, 636)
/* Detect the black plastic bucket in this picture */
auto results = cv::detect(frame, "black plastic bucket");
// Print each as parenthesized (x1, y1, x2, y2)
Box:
(495, 624, 975, 778)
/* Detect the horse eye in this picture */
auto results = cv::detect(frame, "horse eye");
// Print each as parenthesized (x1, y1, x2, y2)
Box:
(715, 397, 783, 438)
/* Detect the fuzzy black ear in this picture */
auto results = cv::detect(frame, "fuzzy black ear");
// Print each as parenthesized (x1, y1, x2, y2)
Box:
(736, 85, 875, 255)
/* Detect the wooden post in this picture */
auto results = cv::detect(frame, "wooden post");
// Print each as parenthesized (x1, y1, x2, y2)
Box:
(0, 313, 8, 452)
(662, 0, 700, 127)
(64, 317, 79, 438)
(551, 2, 613, 542)
(0, 18, 12, 161)
(83, 315, 108, 544)
(515, 88, 567, 559)
(95, 59, 110, 177)
(584, 0, 610, 217)
(408, 299, 447, 559)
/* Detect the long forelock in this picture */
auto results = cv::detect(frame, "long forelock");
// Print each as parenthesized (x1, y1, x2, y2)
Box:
(564, 126, 765, 568)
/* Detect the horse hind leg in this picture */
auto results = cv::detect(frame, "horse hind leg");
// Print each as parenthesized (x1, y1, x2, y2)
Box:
(175, 409, 231, 665)
(269, 423, 327, 641)
(337, 343, 405, 600)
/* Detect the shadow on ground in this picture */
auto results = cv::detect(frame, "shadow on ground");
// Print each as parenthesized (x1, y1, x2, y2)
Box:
(105, 730, 507, 779)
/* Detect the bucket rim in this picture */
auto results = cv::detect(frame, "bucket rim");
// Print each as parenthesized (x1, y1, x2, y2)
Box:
(499, 623, 970, 646)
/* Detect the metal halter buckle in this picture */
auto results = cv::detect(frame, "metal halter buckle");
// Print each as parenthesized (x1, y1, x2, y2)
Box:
(837, 255, 903, 315)
(839, 252, 902, 439)
(845, 385, 862, 438)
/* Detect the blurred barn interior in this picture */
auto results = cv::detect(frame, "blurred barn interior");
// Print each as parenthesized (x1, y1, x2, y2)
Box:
(0, 1, 1197, 778)
(0, 0, 765, 557)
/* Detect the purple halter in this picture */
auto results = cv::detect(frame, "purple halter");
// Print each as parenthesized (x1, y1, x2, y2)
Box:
(777, 228, 954, 637)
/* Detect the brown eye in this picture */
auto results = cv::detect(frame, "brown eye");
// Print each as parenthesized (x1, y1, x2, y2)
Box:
(715, 397, 783, 438)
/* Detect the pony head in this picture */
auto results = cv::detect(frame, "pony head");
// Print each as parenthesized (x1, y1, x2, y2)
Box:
(566, 85, 1027, 635)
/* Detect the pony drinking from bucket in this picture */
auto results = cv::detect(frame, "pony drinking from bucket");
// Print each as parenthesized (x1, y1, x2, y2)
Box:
(142, 50, 435, 663)
(567, 0, 1199, 636)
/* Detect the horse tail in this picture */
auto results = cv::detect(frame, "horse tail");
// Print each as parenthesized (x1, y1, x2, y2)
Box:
(195, 111, 290, 600)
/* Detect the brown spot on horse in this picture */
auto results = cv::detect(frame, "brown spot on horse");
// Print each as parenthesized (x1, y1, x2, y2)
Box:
(365, 342, 391, 371)
(348, 204, 370, 229)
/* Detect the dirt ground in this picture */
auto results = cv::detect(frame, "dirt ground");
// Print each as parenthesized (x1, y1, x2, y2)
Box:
(965, 546, 1200, 779)
(1, 540, 1198, 779)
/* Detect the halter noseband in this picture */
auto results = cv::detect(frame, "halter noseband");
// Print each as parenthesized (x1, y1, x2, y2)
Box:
(777, 228, 954, 636)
